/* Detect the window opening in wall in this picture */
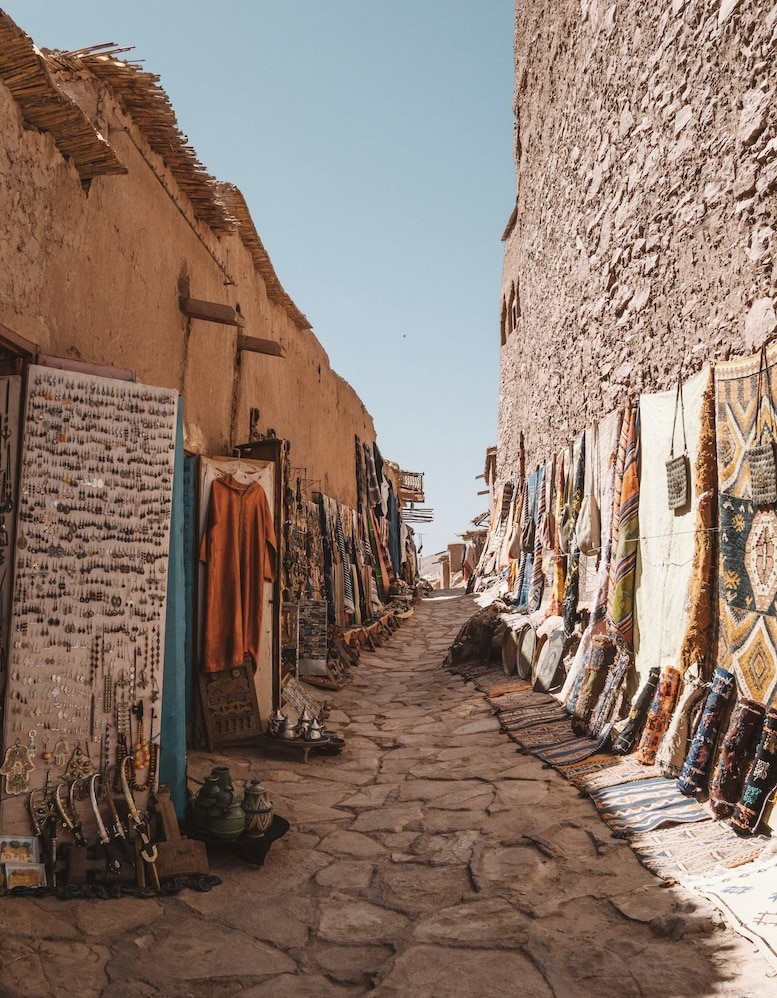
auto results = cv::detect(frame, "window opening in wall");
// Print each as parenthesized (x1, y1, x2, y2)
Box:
(512, 279, 521, 330)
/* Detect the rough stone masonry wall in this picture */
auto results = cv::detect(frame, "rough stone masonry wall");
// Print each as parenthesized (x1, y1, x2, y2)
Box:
(498, 0, 777, 477)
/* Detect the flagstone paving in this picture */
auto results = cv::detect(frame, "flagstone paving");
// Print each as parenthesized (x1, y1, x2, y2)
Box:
(1, 590, 775, 996)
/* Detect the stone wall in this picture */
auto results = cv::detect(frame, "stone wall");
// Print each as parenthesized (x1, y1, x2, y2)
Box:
(0, 24, 375, 508)
(499, 0, 777, 477)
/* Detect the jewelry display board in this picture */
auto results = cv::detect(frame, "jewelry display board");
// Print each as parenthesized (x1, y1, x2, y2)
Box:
(0, 376, 22, 721)
(0, 366, 178, 834)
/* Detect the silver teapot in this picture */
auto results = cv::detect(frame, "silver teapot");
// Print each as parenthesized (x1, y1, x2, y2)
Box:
(305, 717, 324, 741)
(268, 709, 286, 737)
(295, 709, 312, 740)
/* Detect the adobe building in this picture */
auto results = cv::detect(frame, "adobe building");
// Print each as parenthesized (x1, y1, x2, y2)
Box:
(0, 10, 417, 843)
(0, 14, 376, 499)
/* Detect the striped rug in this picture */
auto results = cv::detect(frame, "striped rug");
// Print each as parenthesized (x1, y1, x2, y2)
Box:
(589, 775, 709, 835)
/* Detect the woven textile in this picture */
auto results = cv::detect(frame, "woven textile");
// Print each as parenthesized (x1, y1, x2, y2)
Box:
(730, 706, 777, 835)
(570, 633, 615, 734)
(685, 854, 777, 972)
(588, 645, 633, 739)
(708, 697, 767, 819)
(612, 667, 660, 755)
(635, 369, 708, 690)
(677, 666, 737, 796)
(528, 464, 546, 611)
(589, 409, 623, 627)
(636, 666, 682, 765)
(546, 451, 568, 616)
(557, 621, 590, 706)
(562, 433, 586, 635)
(576, 755, 662, 793)
(589, 775, 708, 835)
(678, 371, 717, 677)
(656, 679, 708, 779)
(514, 472, 537, 607)
(716, 344, 777, 703)
(532, 728, 613, 767)
(555, 752, 623, 788)
(608, 399, 641, 650)
(563, 635, 591, 715)
(629, 820, 768, 880)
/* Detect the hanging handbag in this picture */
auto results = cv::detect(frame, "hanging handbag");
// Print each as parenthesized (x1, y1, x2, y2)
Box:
(666, 372, 690, 512)
(747, 344, 777, 506)
(504, 484, 522, 561)
(539, 455, 556, 551)
(577, 423, 601, 555)
(520, 471, 537, 554)
(558, 445, 574, 554)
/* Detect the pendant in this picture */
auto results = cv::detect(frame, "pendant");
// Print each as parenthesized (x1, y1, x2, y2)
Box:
(0, 740, 35, 795)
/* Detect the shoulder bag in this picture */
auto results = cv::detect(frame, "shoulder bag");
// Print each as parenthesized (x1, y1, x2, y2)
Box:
(666, 372, 690, 512)
(577, 422, 601, 555)
(747, 344, 777, 506)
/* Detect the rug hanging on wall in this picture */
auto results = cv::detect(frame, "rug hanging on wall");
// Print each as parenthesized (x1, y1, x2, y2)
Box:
(716, 344, 777, 704)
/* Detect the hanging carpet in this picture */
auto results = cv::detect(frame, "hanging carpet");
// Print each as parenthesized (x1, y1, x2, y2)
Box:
(716, 343, 777, 704)
(634, 369, 709, 689)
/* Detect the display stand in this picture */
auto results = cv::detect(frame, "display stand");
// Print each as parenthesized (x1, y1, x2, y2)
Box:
(0, 366, 177, 835)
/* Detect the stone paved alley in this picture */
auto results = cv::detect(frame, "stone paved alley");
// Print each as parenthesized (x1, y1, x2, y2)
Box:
(1, 591, 775, 997)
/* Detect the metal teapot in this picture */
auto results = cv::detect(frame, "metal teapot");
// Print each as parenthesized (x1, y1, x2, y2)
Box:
(269, 710, 287, 737)
(295, 709, 312, 740)
(305, 717, 324, 741)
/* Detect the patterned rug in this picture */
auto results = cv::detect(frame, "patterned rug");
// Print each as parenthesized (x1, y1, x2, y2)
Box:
(716, 344, 777, 704)
(685, 852, 777, 972)
(532, 727, 613, 767)
(484, 676, 533, 698)
(508, 720, 577, 752)
(455, 661, 535, 699)
(628, 820, 769, 880)
(449, 605, 777, 964)
(574, 755, 662, 793)
(555, 752, 624, 787)
(447, 659, 497, 684)
(589, 776, 709, 835)
(498, 701, 569, 729)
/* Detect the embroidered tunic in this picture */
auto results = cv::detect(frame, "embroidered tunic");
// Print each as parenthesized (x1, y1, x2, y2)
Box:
(200, 475, 276, 673)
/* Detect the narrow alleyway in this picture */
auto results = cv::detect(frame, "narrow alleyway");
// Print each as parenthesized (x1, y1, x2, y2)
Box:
(1, 592, 774, 997)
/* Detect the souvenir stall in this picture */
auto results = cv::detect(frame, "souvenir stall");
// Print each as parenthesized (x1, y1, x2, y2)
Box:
(459, 343, 777, 962)
(0, 364, 182, 888)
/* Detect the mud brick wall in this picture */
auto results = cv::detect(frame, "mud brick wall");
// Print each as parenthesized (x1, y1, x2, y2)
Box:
(498, 0, 777, 476)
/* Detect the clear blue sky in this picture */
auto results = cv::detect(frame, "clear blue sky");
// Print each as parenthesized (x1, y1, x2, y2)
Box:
(4, 1, 515, 556)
